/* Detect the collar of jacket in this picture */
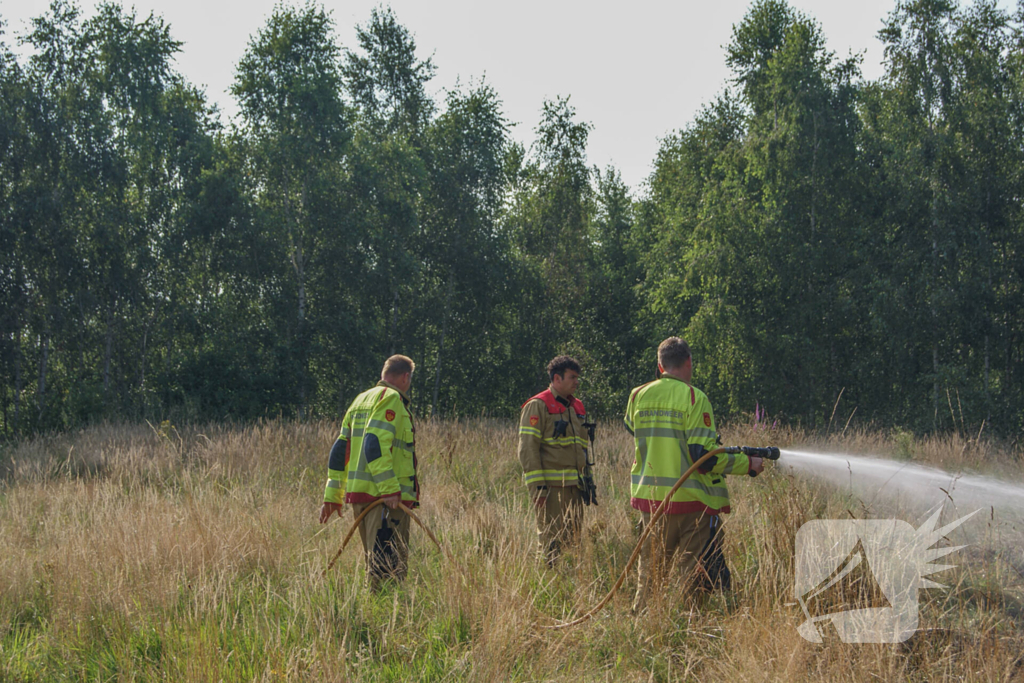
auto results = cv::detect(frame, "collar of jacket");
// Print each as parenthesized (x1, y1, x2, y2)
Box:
(377, 379, 410, 406)
(525, 388, 585, 415)
(549, 386, 573, 405)
(658, 374, 696, 405)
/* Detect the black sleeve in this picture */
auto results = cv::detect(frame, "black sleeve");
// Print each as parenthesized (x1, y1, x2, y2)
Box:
(329, 438, 347, 471)
(689, 443, 719, 473)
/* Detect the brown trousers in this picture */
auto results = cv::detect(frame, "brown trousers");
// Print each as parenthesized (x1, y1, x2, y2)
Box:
(351, 502, 411, 589)
(632, 509, 713, 612)
(536, 485, 583, 565)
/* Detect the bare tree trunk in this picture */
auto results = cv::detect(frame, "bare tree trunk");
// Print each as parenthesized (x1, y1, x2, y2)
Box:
(984, 334, 990, 397)
(431, 278, 455, 417)
(291, 189, 306, 328)
(338, 376, 346, 419)
(808, 111, 820, 421)
(286, 182, 309, 419)
(931, 175, 940, 431)
(13, 326, 21, 429)
(1005, 320, 1012, 410)
(933, 343, 940, 430)
(389, 287, 399, 356)
(138, 323, 149, 393)
(38, 326, 49, 422)
(810, 112, 818, 238)
(296, 258, 306, 322)
(294, 243, 307, 419)
(984, 191, 992, 411)
(103, 303, 114, 398)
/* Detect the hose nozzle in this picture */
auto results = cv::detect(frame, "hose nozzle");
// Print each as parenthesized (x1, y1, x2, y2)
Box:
(723, 445, 780, 459)
(740, 446, 780, 460)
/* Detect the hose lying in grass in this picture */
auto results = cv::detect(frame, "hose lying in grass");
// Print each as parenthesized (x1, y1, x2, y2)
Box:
(323, 498, 468, 579)
(537, 448, 725, 630)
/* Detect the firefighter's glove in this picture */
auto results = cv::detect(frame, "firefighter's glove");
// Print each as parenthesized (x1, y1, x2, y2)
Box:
(748, 456, 765, 477)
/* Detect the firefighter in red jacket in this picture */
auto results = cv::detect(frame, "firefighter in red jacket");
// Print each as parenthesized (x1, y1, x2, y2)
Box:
(518, 355, 591, 565)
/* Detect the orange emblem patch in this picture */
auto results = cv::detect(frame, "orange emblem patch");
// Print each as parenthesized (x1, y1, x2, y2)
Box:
(385, 409, 396, 422)
(703, 412, 712, 427)
(530, 415, 539, 426)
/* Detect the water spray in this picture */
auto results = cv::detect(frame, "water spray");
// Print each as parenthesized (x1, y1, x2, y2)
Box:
(777, 448, 1024, 522)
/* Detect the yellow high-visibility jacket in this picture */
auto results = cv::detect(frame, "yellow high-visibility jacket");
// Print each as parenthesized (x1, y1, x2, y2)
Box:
(518, 389, 589, 494)
(323, 380, 419, 507)
(624, 375, 749, 515)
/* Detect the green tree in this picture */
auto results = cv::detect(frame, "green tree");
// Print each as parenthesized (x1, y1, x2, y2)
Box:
(643, 0, 863, 423)
(342, 6, 435, 139)
(501, 97, 595, 403)
(419, 82, 511, 415)
(16, 1, 102, 428)
(5, 1, 229, 430)
(338, 6, 435, 385)
(0, 20, 29, 434)
(860, 0, 1023, 430)
(232, 2, 350, 417)
(85, 2, 185, 416)
(583, 166, 646, 412)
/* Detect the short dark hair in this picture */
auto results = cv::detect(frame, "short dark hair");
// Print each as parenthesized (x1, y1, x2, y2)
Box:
(657, 337, 691, 371)
(382, 354, 415, 377)
(546, 355, 581, 381)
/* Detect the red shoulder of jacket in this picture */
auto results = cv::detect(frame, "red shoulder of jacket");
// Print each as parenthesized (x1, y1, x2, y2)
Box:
(523, 389, 585, 415)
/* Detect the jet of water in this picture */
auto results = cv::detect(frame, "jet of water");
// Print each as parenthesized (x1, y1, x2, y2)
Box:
(777, 448, 1024, 542)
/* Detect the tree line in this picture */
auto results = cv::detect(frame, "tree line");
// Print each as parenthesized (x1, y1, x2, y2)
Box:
(1, 0, 1022, 437)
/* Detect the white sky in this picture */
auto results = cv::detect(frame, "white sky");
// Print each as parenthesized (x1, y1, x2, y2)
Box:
(1, 0, 1013, 191)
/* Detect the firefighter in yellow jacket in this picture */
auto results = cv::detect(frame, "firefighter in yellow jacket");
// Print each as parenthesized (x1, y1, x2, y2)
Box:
(625, 337, 764, 611)
(518, 355, 591, 565)
(319, 355, 418, 589)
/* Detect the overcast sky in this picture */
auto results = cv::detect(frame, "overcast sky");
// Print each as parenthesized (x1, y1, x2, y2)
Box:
(1, 0, 1013, 191)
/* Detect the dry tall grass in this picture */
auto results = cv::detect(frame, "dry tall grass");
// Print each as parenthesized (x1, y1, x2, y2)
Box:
(1, 418, 1022, 681)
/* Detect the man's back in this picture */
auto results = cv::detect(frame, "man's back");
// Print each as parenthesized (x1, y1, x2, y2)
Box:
(625, 375, 747, 515)
(342, 381, 418, 506)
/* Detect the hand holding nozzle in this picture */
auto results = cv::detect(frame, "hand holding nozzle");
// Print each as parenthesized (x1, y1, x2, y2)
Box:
(721, 445, 780, 477)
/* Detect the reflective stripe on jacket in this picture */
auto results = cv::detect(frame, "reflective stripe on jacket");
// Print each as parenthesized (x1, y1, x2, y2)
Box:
(323, 380, 418, 507)
(518, 389, 588, 492)
(624, 376, 748, 515)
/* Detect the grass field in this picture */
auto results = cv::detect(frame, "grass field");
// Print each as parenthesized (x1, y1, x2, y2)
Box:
(1, 418, 1022, 681)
